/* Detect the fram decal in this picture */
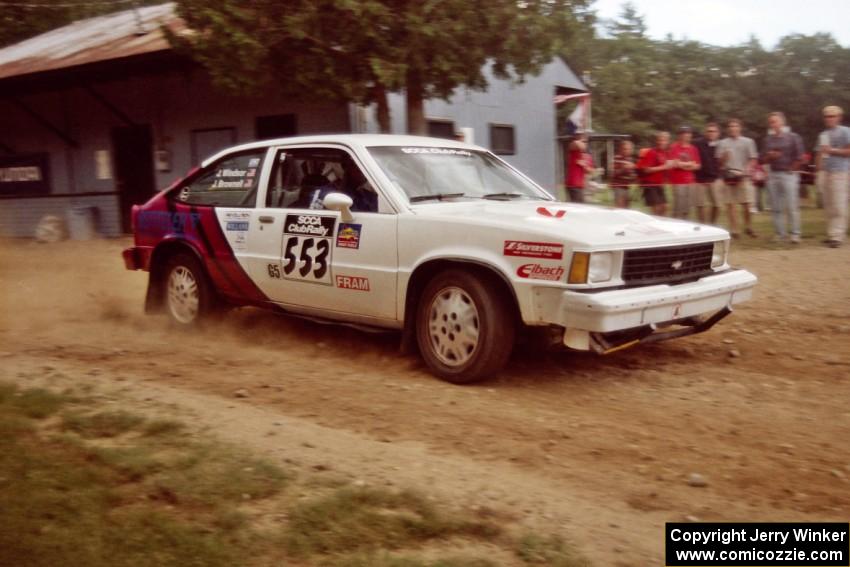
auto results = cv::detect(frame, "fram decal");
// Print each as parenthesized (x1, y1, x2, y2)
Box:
(336, 223, 362, 249)
(335, 275, 370, 291)
(284, 214, 335, 237)
(503, 240, 564, 260)
(517, 263, 565, 281)
(537, 207, 566, 218)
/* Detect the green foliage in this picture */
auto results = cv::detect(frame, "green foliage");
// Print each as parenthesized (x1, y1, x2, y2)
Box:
(515, 533, 590, 566)
(583, 4, 850, 147)
(283, 486, 500, 557)
(170, 0, 595, 132)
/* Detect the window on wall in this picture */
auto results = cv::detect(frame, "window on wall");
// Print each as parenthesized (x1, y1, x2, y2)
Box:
(255, 114, 297, 141)
(175, 150, 265, 207)
(191, 127, 237, 165)
(427, 120, 456, 140)
(490, 124, 516, 155)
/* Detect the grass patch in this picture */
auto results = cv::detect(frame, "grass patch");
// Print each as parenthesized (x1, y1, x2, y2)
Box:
(515, 534, 590, 566)
(62, 410, 145, 438)
(284, 487, 500, 557)
(0, 381, 590, 566)
(142, 418, 185, 437)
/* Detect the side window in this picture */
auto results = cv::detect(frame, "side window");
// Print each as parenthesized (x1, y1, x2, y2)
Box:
(265, 148, 378, 213)
(175, 151, 264, 207)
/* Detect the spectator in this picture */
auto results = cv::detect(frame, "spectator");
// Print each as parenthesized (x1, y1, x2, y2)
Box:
(668, 126, 701, 220)
(565, 133, 594, 203)
(761, 112, 804, 243)
(817, 105, 850, 248)
(717, 118, 758, 238)
(694, 123, 722, 224)
(637, 131, 672, 216)
(610, 139, 637, 208)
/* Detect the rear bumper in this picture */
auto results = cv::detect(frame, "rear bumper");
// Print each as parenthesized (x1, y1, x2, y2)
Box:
(122, 247, 150, 271)
(542, 268, 757, 333)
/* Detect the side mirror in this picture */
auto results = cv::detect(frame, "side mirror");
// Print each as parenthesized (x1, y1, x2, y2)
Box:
(323, 192, 354, 222)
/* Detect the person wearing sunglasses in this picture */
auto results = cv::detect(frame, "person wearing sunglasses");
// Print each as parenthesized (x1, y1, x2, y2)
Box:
(817, 106, 850, 248)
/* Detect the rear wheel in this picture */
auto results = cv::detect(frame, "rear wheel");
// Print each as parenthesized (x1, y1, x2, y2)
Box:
(416, 270, 515, 383)
(163, 253, 216, 326)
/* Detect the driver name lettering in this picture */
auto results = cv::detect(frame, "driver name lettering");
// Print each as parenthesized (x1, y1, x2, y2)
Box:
(503, 240, 564, 260)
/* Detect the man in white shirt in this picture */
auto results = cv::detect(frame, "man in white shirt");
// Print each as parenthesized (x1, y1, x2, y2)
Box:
(716, 118, 758, 239)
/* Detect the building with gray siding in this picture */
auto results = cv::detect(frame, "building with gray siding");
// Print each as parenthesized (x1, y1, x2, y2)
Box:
(0, 3, 587, 237)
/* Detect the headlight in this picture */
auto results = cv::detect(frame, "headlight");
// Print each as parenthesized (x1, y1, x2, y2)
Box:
(711, 240, 729, 268)
(588, 252, 614, 283)
(568, 251, 614, 284)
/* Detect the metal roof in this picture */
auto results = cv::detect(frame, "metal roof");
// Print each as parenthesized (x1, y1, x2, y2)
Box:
(0, 3, 184, 81)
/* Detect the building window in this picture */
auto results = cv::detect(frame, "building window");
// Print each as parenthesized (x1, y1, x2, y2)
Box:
(427, 119, 456, 140)
(191, 127, 237, 165)
(490, 124, 516, 155)
(255, 114, 297, 141)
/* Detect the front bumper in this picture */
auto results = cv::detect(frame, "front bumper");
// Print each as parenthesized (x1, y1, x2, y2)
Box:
(541, 268, 757, 333)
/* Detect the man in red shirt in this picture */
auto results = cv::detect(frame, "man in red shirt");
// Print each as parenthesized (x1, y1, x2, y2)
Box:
(668, 126, 702, 220)
(637, 131, 672, 216)
(565, 133, 594, 203)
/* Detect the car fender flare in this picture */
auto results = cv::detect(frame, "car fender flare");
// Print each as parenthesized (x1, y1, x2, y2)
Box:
(400, 255, 521, 354)
(144, 238, 207, 313)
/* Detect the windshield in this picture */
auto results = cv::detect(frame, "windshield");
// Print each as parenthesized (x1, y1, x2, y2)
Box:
(367, 146, 551, 203)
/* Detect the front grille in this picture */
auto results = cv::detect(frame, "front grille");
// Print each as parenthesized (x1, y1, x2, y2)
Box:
(622, 243, 714, 285)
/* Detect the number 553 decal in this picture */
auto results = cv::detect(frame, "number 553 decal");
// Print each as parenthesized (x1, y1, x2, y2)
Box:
(279, 214, 336, 285)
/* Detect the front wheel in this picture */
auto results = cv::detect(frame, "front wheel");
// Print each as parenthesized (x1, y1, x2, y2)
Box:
(416, 270, 515, 383)
(163, 253, 216, 326)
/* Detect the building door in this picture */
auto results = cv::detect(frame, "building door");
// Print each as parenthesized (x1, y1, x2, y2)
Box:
(112, 124, 155, 232)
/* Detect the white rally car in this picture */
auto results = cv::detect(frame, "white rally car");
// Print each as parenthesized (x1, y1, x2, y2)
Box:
(123, 134, 757, 383)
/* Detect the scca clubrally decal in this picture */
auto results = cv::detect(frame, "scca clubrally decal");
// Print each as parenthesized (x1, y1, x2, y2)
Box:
(280, 214, 336, 285)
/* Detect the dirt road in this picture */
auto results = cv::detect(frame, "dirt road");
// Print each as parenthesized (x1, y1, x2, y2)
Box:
(2, 238, 849, 565)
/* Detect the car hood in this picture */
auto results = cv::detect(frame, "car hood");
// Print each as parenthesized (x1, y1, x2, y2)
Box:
(411, 200, 728, 248)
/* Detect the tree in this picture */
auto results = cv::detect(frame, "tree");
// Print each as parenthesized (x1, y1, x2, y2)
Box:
(170, 0, 594, 134)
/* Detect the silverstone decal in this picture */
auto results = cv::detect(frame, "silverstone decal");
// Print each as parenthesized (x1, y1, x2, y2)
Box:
(222, 210, 251, 251)
(517, 263, 565, 281)
(335, 275, 370, 291)
(537, 206, 566, 219)
(336, 223, 362, 249)
(503, 240, 564, 260)
(281, 214, 336, 285)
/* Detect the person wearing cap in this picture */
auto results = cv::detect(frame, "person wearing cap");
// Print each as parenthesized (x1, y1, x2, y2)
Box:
(669, 126, 702, 220)
(716, 118, 759, 238)
(694, 123, 723, 224)
(816, 105, 850, 247)
(761, 112, 805, 243)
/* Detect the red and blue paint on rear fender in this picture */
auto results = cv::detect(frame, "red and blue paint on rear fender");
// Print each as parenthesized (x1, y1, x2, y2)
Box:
(128, 190, 269, 307)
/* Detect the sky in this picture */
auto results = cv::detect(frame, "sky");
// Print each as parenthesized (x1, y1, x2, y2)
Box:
(593, 0, 850, 48)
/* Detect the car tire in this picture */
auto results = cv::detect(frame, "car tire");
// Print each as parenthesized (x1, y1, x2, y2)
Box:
(162, 253, 216, 326)
(416, 269, 515, 383)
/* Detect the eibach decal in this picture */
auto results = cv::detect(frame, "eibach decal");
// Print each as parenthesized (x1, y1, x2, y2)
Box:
(503, 240, 564, 260)
(516, 263, 565, 281)
(335, 275, 370, 291)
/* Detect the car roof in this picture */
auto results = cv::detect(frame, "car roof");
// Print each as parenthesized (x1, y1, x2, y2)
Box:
(202, 134, 481, 167)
